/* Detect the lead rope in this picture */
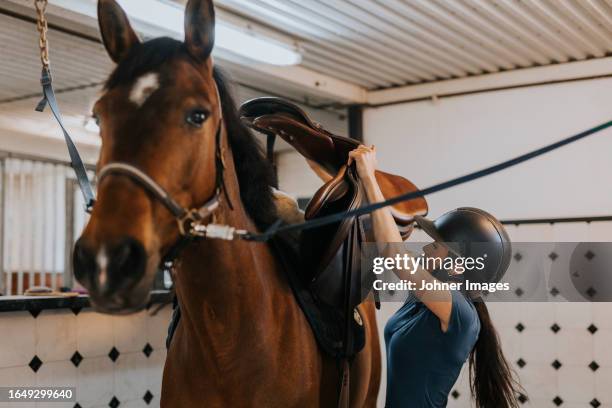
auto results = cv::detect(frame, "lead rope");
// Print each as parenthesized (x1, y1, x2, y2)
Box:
(34, 0, 96, 212)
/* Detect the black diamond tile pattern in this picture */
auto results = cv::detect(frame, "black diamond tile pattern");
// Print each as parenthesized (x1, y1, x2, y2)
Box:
(143, 390, 154, 405)
(29, 309, 41, 318)
(29, 355, 42, 372)
(515, 288, 524, 297)
(549, 252, 558, 261)
(516, 358, 526, 368)
(585, 250, 595, 260)
(589, 361, 600, 372)
(588, 324, 598, 334)
(586, 287, 597, 298)
(451, 389, 460, 399)
(591, 398, 601, 408)
(550, 323, 561, 333)
(551, 359, 562, 370)
(109, 396, 120, 408)
(70, 351, 83, 367)
(553, 396, 563, 406)
(550, 287, 560, 297)
(108, 347, 120, 363)
(518, 393, 528, 404)
(143, 343, 153, 358)
(515, 323, 525, 332)
(74, 404, 82, 408)
(513, 252, 523, 262)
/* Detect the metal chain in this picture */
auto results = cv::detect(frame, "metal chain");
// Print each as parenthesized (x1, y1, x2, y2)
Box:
(34, 0, 50, 69)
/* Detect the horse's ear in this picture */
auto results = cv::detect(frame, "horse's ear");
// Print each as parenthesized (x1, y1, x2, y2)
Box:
(184, 0, 215, 62)
(98, 0, 141, 63)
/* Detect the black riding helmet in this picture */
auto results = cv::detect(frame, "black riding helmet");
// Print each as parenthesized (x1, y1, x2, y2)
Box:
(415, 207, 512, 284)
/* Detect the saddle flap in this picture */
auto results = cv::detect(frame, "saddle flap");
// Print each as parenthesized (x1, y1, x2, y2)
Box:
(305, 165, 350, 219)
(375, 171, 429, 223)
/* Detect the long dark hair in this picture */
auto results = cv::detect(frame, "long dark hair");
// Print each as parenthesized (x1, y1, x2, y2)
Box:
(469, 299, 523, 408)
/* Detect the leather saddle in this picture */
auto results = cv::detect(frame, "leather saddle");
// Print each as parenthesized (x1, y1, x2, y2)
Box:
(240, 97, 428, 342)
(240, 97, 428, 240)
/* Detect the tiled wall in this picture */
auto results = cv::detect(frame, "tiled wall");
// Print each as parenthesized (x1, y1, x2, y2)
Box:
(447, 302, 612, 408)
(0, 306, 172, 408)
(375, 221, 612, 408)
(2, 223, 611, 408)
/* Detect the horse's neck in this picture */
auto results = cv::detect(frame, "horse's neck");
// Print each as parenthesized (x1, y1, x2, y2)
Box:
(173, 128, 281, 361)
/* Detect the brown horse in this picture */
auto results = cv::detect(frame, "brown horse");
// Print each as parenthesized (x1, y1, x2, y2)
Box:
(73, 0, 381, 406)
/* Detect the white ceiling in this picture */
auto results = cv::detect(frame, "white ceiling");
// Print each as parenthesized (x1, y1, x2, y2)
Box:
(215, 0, 612, 89)
(1, 0, 612, 156)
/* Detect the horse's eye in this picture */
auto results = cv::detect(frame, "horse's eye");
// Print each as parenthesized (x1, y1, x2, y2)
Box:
(186, 110, 208, 128)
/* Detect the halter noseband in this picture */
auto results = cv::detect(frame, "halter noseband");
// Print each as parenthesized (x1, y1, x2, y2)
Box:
(96, 88, 246, 241)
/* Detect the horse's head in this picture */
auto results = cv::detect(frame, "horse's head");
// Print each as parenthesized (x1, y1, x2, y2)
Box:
(74, 0, 222, 313)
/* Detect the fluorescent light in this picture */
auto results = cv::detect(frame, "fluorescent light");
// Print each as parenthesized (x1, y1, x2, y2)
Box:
(117, 0, 302, 66)
(215, 24, 302, 66)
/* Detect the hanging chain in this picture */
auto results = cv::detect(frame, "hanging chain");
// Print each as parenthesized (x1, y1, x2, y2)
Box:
(34, 0, 50, 69)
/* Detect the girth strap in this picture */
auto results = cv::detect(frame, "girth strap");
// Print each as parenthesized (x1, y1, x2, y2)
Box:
(36, 67, 96, 212)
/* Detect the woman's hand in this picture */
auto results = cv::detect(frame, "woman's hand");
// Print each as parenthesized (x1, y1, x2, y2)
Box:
(348, 145, 377, 181)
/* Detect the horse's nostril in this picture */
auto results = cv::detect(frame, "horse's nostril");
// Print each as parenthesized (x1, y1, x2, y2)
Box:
(110, 238, 147, 283)
(73, 237, 147, 294)
(73, 239, 96, 283)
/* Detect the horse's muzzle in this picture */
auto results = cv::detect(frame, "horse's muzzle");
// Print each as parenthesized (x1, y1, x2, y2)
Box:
(73, 236, 150, 313)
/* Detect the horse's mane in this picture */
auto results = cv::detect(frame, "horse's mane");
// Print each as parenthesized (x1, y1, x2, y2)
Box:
(105, 37, 278, 230)
(213, 68, 278, 230)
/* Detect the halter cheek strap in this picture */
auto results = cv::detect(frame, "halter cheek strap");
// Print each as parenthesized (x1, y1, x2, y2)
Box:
(96, 162, 221, 235)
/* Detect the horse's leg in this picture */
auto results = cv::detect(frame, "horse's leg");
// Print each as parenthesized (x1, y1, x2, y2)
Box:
(349, 298, 382, 407)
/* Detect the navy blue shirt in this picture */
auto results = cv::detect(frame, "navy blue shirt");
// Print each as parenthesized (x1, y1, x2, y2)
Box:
(384, 290, 480, 407)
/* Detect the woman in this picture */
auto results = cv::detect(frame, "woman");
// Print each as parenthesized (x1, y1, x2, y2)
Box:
(345, 145, 523, 408)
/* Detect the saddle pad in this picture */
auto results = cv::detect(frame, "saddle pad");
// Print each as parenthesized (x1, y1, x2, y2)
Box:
(271, 229, 366, 359)
(165, 231, 366, 359)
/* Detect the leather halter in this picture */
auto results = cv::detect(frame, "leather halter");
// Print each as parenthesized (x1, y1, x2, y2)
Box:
(96, 88, 246, 241)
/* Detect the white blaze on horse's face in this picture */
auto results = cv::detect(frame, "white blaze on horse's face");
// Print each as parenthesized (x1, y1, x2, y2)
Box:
(129, 73, 160, 107)
(96, 246, 109, 287)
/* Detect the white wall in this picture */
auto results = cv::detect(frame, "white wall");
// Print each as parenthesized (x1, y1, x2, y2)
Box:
(364, 78, 612, 220)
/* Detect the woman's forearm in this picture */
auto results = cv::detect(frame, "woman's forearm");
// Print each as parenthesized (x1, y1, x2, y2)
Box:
(361, 175, 403, 245)
(361, 173, 452, 316)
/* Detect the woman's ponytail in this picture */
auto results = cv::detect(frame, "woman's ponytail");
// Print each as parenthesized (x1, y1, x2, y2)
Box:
(469, 300, 523, 408)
